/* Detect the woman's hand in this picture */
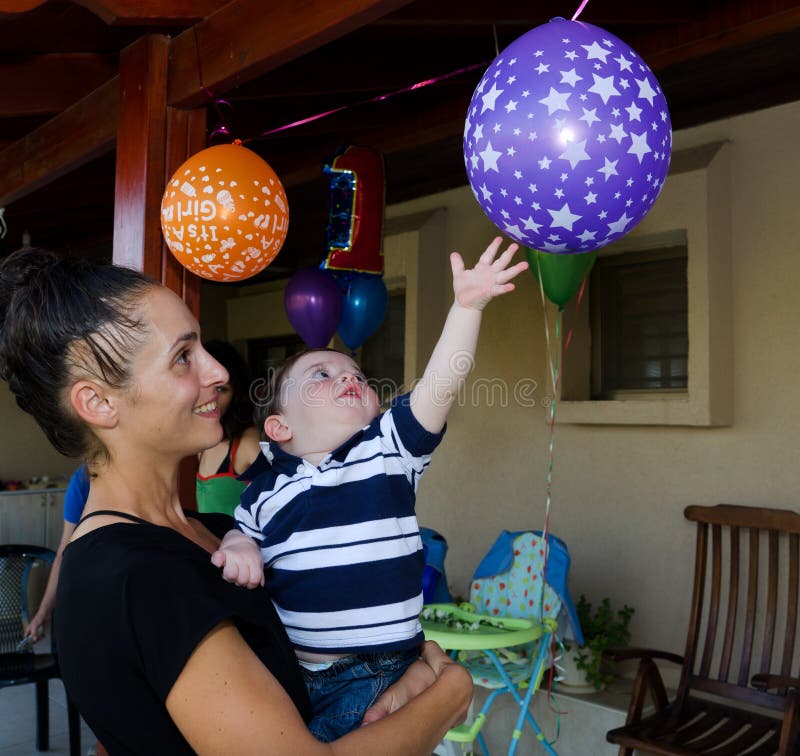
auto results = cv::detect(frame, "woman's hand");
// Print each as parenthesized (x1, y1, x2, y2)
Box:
(361, 641, 472, 729)
(211, 529, 265, 588)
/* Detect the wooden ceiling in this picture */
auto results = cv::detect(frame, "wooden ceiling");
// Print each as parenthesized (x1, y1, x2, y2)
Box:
(3, 0, 800, 279)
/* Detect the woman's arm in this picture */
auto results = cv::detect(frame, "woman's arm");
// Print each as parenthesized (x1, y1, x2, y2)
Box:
(24, 520, 77, 641)
(166, 622, 472, 755)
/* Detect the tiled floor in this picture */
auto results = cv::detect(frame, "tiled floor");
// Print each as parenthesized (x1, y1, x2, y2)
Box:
(0, 679, 96, 756)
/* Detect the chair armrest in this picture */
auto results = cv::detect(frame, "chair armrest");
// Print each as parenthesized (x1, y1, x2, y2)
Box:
(603, 647, 684, 665)
(752, 673, 800, 691)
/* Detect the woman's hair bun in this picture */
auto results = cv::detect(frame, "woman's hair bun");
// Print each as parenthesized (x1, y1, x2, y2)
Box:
(0, 247, 60, 324)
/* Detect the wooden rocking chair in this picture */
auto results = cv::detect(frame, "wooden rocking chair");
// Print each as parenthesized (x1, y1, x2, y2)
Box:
(606, 504, 800, 756)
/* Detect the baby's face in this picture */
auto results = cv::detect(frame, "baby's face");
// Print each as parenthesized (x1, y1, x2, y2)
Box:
(275, 351, 381, 456)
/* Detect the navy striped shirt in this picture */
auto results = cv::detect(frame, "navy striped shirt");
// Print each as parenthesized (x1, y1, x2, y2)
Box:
(235, 393, 445, 654)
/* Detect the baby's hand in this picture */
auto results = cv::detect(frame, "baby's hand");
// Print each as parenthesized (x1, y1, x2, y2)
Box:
(210, 529, 264, 589)
(451, 236, 528, 311)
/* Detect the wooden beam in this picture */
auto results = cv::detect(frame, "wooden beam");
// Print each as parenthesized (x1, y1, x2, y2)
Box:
(634, 3, 800, 70)
(167, 0, 415, 108)
(0, 54, 116, 117)
(112, 35, 169, 277)
(374, 0, 701, 26)
(0, 0, 44, 11)
(72, 0, 229, 25)
(0, 76, 117, 207)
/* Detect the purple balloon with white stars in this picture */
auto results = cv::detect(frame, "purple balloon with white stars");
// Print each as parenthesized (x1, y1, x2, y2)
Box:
(463, 17, 672, 254)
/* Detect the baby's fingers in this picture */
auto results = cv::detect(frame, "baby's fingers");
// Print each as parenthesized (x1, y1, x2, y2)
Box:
(210, 550, 226, 569)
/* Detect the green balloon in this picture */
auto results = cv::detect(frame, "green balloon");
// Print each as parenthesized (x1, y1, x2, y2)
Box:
(526, 248, 597, 307)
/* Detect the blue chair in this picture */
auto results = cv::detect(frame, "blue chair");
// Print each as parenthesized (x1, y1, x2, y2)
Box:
(0, 545, 81, 755)
(423, 530, 583, 756)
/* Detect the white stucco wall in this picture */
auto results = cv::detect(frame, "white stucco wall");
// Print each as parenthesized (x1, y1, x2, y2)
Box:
(382, 99, 800, 670)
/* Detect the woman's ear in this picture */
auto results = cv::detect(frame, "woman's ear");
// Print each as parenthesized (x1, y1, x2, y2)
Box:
(264, 415, 291, 443)
(70, 380, 118, 429)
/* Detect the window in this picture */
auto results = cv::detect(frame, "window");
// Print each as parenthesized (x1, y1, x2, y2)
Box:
(248, 334, 306, 382)
(360, 290, 406, 403)
(557, 141, 732, 426)
(590, 246, 688, 399)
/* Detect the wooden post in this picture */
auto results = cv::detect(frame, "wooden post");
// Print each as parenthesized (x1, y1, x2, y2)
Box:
(113, 34, 207, 509)
(112, 34, 169, 276)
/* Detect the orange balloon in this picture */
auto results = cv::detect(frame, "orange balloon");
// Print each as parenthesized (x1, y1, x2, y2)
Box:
(160, 143, 289, 282)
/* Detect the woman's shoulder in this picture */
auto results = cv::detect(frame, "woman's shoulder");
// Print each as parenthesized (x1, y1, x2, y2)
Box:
(233, 426, 262, 475)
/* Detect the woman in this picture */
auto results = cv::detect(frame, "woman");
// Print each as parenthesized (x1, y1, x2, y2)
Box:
(196, 340, 260, 516)
(0, 248, 471, 755)
(23, 464, 89, 643)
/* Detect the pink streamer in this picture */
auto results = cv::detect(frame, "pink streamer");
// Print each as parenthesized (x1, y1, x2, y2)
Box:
(244, 61, 489, 143)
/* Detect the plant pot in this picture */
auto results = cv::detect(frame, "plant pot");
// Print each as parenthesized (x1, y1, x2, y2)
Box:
(556, 646, 605, 694)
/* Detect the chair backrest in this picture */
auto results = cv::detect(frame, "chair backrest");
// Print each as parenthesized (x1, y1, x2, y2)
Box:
(0, 545, 54, 654)
(680, 505, 800, 712)
(469, 531, 564, 626)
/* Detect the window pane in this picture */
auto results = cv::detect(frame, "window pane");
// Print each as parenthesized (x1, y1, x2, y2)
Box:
(592, 250, 688, 396)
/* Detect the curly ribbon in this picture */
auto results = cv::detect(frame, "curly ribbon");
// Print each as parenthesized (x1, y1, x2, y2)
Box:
(535, 253, 589, 730)
(572, 0, 591, 20)
(0, 207, 6, 240)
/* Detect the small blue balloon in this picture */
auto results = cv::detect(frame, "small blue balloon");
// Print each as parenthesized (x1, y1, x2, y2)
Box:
(337, 275, 388, 351)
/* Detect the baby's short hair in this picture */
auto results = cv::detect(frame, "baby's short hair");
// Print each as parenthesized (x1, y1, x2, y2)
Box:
(255, 347, 340, 428)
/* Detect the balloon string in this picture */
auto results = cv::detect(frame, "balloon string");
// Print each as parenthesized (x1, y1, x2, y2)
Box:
(241, 61, 490, 143)
(572, 0, 591, 20)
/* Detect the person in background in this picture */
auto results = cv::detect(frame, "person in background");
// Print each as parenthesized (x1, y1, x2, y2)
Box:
(0, 247, 472, 755)
(196, 340, 260, 516)
(23, 464, 89, 643)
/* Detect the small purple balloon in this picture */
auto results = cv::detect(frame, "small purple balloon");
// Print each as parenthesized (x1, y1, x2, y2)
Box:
(284, 268, 343, 348)
(463, 17, 672, 254)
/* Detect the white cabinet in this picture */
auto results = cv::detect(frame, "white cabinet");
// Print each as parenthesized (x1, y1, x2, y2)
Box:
(0, 489, 67, 551)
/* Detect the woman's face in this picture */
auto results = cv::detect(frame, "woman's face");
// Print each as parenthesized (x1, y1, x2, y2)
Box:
(111, 286, 229, 461)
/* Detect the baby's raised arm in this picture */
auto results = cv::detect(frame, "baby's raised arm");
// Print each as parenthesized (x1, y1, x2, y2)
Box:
(211, 529, 265, 588)
(410, 237, 527, 433)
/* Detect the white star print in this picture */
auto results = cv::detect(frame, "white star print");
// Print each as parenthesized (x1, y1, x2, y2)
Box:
(625, 102, 643, 121)
(522, 216, 542, 232)
(608, 123, 627, 143)
(564, 50, 578, 61)
(635, 77, 658, 106)
(538, 87, 572, 115)
(615, 54, 633, 72)
(585, 191, 597, 204)
(479, 141, 502, 172)
(582, 41, 612, 63)
(503, 222, 523, 237)
(607, 212, 633, 235)
(505, 100, 518, 113)
(473, 124, 484, 140)
(479, 184, 492, 201)
(481, 83, 504, 113)
(538, 156, 552, 169)
(535, 63, 550, 74)
(588, 73, 620, 104)
(559, 139, 591, 169)
(579, 107, 600, 127)
(560, 68, 583, 87)
(548, 202, 582, 231)
(470, 154, 480, 169)
(597, 157, 619, 181)
(578, 229, 598, 242)
(628, 131, 652, 163)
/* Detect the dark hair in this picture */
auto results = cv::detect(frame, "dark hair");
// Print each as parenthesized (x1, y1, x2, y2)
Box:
(0, 248, 155, 461)
(254, 347, 339, 428)
(203, 340, 254, 440)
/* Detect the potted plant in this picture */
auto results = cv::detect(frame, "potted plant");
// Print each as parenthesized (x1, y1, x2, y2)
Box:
(559, 594, 635, 691)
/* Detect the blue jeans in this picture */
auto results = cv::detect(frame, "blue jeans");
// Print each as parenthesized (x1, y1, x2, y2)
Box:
(303, 648, 419, 742)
